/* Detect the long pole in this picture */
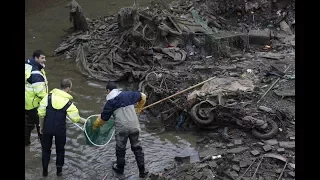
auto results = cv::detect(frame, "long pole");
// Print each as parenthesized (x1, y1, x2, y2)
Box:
(142, 77, 215, 110)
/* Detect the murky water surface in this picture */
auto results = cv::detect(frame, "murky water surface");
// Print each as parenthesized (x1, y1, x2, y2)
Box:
(25, 0, 198, 179)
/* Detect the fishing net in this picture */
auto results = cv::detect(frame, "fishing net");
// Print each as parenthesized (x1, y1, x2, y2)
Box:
(84, 114, 115, 147)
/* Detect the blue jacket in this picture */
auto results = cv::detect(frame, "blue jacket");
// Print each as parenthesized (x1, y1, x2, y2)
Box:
(101, 91, 142, 121)
(101, 91, 143, 132)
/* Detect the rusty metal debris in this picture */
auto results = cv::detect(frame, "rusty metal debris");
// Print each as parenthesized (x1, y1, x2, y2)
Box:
(238, 153, 288, 180)
(257, 64, 292, 103)
(54, 0, 295, 133)
(238, 157, 258, 180)
(143, 77, 215, 110)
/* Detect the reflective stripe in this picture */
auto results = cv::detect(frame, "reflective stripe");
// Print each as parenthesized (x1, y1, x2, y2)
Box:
(31, 71, 48, 82)
(68, 112, 79, 118)
(31, 82, 45, 87)
(25, 87, 33, 91)
(31, 70, 47, 81)
(27, 70, 48, 93)
(38, 105, 47, 110)
(31, 70, 41, 75)
(33, 85, 46, 93)
(26, 70, 47, 84)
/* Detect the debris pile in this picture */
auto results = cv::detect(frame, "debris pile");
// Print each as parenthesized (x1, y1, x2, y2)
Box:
(147, 130, 295, 180)
(55, 0, 216, 82)
(54, 0, 295, 131)
(55, 0, 295, 178)
(54, 0, 296, 82)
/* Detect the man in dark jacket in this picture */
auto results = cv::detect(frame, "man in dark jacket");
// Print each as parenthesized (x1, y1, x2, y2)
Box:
(38, 79, 85, 177)
(93, 82, 148, 178)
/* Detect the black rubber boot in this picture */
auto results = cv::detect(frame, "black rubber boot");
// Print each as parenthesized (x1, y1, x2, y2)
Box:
(112, 163, 124, 174)
(42, 168, 48, 177)
(139, 171, 148, 178)
(56, 167, 62, 176)
(138, 166, 148, 178)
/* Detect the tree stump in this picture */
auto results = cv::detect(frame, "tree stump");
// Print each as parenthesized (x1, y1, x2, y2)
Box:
(66, 0, 89, 32)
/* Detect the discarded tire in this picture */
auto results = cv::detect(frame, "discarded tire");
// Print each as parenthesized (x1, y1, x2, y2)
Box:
(190, 102, 216, 126)
(251, 118, 279, 139)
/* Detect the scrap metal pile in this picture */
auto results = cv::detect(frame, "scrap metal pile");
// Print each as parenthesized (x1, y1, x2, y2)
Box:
(54, 0, 295, 132)
(55, 0, 205, 81)
(54, 0, 265, 82)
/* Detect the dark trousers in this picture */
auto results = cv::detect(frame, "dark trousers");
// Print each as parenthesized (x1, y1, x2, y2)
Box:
(41, 134, 67, 170)
(25, 108, 42, 145)
(115, 130, 145, 172)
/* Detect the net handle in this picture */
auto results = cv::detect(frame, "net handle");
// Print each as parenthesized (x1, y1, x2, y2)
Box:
(67, 116, 85, 131)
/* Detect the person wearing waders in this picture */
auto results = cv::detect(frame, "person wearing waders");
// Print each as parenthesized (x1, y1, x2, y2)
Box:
(38, 79, 85, 177)
(92, 82, 148, 178)
(25, 50, 48, 146)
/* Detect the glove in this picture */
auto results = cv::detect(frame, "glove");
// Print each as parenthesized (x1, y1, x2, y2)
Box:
(135, 93, 146, 114)
(93, 116, 105, 131)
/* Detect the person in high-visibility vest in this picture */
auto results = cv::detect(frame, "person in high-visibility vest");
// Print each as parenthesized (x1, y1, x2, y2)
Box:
(38, 79, 85, 177)
(25, 50, 48, 146)
(92, 82, 148, 178)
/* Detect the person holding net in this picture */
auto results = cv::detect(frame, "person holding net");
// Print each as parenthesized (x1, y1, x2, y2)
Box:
(37, 79, 85, 177)
(92, 82, 148, 178)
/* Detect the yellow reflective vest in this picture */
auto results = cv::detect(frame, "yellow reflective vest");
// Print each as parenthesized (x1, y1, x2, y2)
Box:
(38, 88, 81, 123)
(25, 59, 48, 110)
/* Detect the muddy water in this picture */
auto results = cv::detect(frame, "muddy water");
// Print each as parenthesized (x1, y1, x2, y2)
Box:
(25, 0, 199, 179)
